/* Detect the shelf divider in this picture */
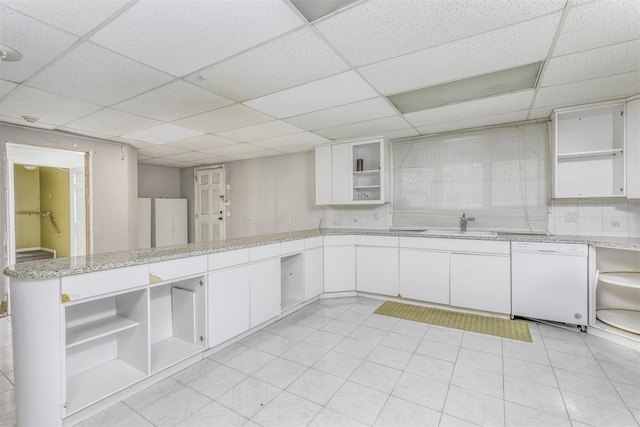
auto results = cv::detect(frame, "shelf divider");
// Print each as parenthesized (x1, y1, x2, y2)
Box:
(66, 315, 138, 348)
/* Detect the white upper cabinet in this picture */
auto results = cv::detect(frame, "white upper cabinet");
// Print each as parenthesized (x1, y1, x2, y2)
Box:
(552, 102, 626, 198)
(315, 136, 391, 205)
(626, 98, 640, 199)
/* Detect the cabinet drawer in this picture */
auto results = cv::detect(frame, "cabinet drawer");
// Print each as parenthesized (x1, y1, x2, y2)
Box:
(250, 243, 280, 261)
(399, 237, 509, 254)
(280, 239, 304, 255)
(209, 249, 250, 270)
(355, 235, 398, 247)
(324, 235, 356, 246)
(149, 256, 207, 282)
(304, 236, 323, 249)
(61, 265, 148, 302)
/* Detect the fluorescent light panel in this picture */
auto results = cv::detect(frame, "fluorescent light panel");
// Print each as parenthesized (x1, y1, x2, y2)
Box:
(388, 62, 543, 114)
(122, 123, 205, 144)
(290, 0, 360, 22)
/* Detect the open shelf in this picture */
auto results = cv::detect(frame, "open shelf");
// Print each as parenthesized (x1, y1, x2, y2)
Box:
(353, 170, 380, 175)
(66, 359, 146, 414)
(557, 149, 623, 160)
(596, 309, 640, 335)
(599, 272, 640, 289)
(150, 337, 203, 373)
(353, 185, 381, 189)
(66, 316, 137, 348)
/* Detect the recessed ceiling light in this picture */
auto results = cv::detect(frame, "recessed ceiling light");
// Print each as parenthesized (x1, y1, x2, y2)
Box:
(22, 115, 39, 123)
(0, 43, 22, 61)
(122, 124, 205, 144)
(388, 62, 544, 114)
(290, 0, 360, 22)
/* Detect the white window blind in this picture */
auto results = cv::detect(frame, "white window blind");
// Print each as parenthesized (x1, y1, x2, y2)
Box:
(393, 123, 550, 233)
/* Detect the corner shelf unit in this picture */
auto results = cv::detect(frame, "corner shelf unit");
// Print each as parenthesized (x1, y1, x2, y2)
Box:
(596, 272, 640, 335)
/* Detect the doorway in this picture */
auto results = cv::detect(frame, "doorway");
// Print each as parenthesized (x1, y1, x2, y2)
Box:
(194, 166, 226, 242)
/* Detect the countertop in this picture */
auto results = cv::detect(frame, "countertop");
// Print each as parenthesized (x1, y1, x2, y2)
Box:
(4, 228, 639, 279)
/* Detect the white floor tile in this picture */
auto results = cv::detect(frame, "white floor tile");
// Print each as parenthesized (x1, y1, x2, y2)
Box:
(224, 348, 276, 375)
(502, 339, 551, 365)
(77, 402, 136, 426)
(503, 356, 558, 388)
(438, 413, 477, 426)
(321, 319, 360, 336)
(461, 333, 502, 355)
(349, 360, 402, 394)
(451, 363, 504, 399)
(124, 378, 183, 411)
(333, 336, 378, 359)
(137, 386, 211, 426)
(251, 391, 321, 427)
(216, 377, 281, 419)
(612, 381, 640, 410)
(599, 360, 640, 387)
(391, 371, 449, 412)
(561, 388, 637, 426)
(295, 314, 332, 329)
(253, 333, 299, 356)
(176, 401, 247, 426)
(424, 325, 464, 346)
(171, 359, 219, 385)
(208, 343, 249, 363)
(554, 367, 619, 398)
(362, 314, 399, 331)
(348, 325, 388, 343)
(303, 330, 344, 350)
(443, 385, 505, 427)
(326, 381, 388, 425)
(415, 338, 460, 363)
(455, 347, 503, 374)
(389, 319, 429, 339)
(276, 324, 317, 341)
(366, 344, 413, 370)
(286, 369, 345, 405)
(280, 342, 329, 366)
(253, 357, 308, 389)
(373, 396, 441, 426)
(547, 349, 606, 378)
(379, 331, 421, 353)
(504, 376, 568, 418)
(405, 353, 455, 384)
(186, 364, 247, 400)
(308, 408, 368, 426)
(504, 401, 571, 427)
(335, 310, 370, 325)
(313, 350, 363, 379)
(0, 374, 13, 394)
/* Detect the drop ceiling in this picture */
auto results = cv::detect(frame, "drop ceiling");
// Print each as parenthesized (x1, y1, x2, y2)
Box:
(0, 0, 638, 168)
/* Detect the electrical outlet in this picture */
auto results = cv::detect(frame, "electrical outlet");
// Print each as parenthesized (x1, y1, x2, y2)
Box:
(611, 221, 620, 227)
(288, 217, 291, 225)
(248, 217, 252, 223)
(564, 211, 578, 222)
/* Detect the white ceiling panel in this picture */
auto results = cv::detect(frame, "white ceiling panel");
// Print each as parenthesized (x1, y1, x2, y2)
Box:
(113, 80, 233, 121)
(174, 104, 273, 134)
(90, 0, 305, 77)
(185, 27, 349, 102)
(285, 97, 398, 130)
(315, 0, 565, 66)
(250, 132, 329, 149)
(553, 0, 640, 56)
(196, 156, 234, 165)
(138, 157, 182, 166)
(57, 127, 113, 140)
(0, 86, 102, 125)
(534, 72, 640, 109)
(122, 124, 204, 145)
(28, 42, 173, 106)
(201, 143, 265, 157)
(0, 5, 79, 83)
(540, 40, 640, 87)
(159, 151, 211, 163)
(245, 71, 378, 118)
(528, 107, 554, 120)
(229, 150, 281, 160)
(0, 0, 130, 36)
(383, 128, 421, 140)
(314, 116, 412, 140)
(217, 120, 305, 142)
(137, 145, 189, 158)
(166, 134, 238, 151)
(276, 145, 315, 154)
(0, 79, 18, 98)
(64, 108, 161, 137)
(359, 13, 561, 95)
(404, 90, 535, 128)
(111, 137, 154, 150)
(416, 111, 529, 135)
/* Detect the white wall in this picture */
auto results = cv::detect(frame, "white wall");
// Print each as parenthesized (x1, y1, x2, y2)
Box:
(549, 199, 640, 238)
(138, 164, 181, 198)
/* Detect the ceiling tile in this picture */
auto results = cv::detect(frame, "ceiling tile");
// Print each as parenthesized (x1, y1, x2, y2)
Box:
(113, 80, 233, 121)
(0, 114, 56, 129)
(185, 27, 349, 102)
(314, 116, 412, 140)
(250, 132, 329, 149)
(111, 137, 155, 150)
(0, 79, 19, 98)
(0, 86, 102, 125)
(137, 145, 189, 158)
(553, 0, 640, 56)
(138, 157, 182, 166)
(534, 72, 640, 109)
(64, 108, 161, 137)
(159, 151, 211, 163)
(90, 0, 304, 76)
(122, 124, 205, 144)
(201, 143, 264, 157)
(276, 145, 316, 154)
(228, 150, 281, 160)
(57, 127, 113, 140)
(196, 156, 234, 165)
(384, 128, 421, 140)
(173, 104, 273, 134)
(359, 13, 561, 95)
(0, 5, 79, 83)
(315, 0, 565, 66)
(528, 107, 554, 120)
(27, 42, 173, 105)
(244, 71, 378, 118)
(285, 97, 398, 130)
(0, 0, 130, 36)
(217, 120, 305, 142)
(540, 40, 640, 87)
(165, 134, 238, 151)
(404, 90, 535, 128)
(416, 111, 529, 135)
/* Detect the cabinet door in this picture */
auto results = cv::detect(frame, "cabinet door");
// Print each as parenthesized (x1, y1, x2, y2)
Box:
(154, 199, 174, 247)
(208, 267, 250, 347)
(356, 246, 399, 296)
(399, 249, 449, 305)
(323, 245, 355, 293)
(304, 247, 323, 300)
(450, 254, 511, 314)
(172, 199, 188, 245)
(331, 143, 351, 204)
(627, 98, 640, 198)
(315, 146, 332, 205)
(250, 259, 281, 328)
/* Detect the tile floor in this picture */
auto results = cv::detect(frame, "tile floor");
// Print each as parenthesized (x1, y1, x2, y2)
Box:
(1, 296, 639, 426)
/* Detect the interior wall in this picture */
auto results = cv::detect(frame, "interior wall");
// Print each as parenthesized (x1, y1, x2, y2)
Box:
(180, 151, 325, 240)
(179, 167, 195, 243)
(138, 164, 181, 198)
(13, 166, 41, 249)
(39, 167, 70, 258)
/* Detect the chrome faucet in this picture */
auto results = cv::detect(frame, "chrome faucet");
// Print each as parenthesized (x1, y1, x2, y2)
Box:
(460, 213, 475, 232)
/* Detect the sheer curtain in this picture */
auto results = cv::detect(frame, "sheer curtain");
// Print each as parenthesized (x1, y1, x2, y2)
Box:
(393, 123, 550, 234)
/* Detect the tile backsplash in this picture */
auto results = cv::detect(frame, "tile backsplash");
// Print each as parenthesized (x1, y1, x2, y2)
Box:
(549, 199, 640, 238)
(325, 204, 392, 230)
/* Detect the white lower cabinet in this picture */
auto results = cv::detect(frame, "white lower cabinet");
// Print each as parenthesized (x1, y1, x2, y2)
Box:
(304, 247, 324, 300)
(208, 266, 250, 348)
(356, 246, 399, 296)
(324, 237, 356, 293)
(250, 259, 282, 327)
(450, 253, 511, 314)
(399, 249, 449, 305)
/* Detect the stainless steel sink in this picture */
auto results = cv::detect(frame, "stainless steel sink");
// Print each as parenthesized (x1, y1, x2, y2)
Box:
(419, 230, 498, 237)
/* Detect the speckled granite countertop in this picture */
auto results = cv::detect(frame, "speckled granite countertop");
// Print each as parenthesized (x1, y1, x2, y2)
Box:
(4, 228, 639, 279)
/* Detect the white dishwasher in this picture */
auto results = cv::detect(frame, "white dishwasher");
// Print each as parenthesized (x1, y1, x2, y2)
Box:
(511, 242, 589, 327)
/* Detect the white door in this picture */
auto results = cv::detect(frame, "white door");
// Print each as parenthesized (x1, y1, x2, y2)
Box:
(195, 167, 225, 242)
(69, 167, 86, 257)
